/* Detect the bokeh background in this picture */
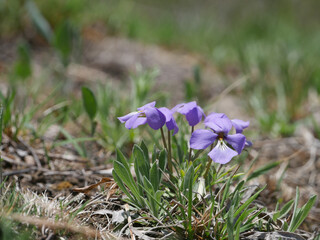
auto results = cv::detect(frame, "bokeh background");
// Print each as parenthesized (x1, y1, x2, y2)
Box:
(0, 0, 320, 233)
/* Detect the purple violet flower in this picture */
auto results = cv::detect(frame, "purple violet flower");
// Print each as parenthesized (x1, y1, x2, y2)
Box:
(158, 107, 179, 135)
(172, 101, 205, 126)
(118, 101, 166, 130)
(190, 113, 247, 164)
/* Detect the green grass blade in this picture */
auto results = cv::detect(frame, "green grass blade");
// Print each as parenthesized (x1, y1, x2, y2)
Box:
(186, 165, 194, 239)
(247, 161, 281, 181)
(289, 195, 317, 232)
(234, 186, 265, 217)
(288, 187, 300, 231)
(273, 199, 294, 221)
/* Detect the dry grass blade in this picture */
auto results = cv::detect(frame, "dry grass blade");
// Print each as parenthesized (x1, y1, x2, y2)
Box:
(73, 177, 113, 194)
(8, 213, 107, 239)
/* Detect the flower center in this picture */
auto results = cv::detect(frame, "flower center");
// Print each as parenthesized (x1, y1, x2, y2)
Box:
(217, 132, 224, 140)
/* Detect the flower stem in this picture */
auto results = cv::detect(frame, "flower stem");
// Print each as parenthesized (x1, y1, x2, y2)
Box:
(167, 129, 173, 174)
(160, 127, 168, 150)
(203, 144, 214, 179)
(188, 126, 194, 163)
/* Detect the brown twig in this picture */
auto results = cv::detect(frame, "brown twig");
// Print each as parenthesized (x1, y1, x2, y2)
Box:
(18, 137, 42, 168)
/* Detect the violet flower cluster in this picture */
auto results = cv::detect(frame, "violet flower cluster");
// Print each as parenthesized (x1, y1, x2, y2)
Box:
(118, 101, 250, 165)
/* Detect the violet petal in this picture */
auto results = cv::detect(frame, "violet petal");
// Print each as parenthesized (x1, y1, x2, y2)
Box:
(205, 116, 233, 134)
(225, 134, 246, 154)
(144, 107, 166, 130)
(118, 112, 138, 123)
(138, 101, 156, 111)
(190, 129, 217, 149)
(208, 141, 238, 164)
(176, 101, 197, 115)
(125, 113, 147, 129)
(231, 119, 250, 133)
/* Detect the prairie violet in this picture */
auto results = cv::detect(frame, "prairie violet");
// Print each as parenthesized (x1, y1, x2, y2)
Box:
(173, 101, 205, 127)
(190, 113, 247, 164)
(158, 107, 179, 135)
(118, 101, 166, 130)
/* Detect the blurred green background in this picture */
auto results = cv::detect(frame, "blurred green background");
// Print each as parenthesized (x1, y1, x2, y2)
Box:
(1, 0, 320, 137)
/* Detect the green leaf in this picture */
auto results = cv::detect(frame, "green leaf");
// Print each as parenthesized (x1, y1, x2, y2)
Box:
(184, 165, 194, 192)
(247, 160, 281, 181)
(140, 141, 149, 161)
(133, 144, 149, 178)
(158, 149, 167, 173)
(0, 105, 3, 144)
(53, 21, 74, 66)
(227, 205, 235, 240)
(149, 162, 159, 192)
(82, 87, 97, 121)
(143, 176, 157, 216)
(116, 149, 130, 172)
(25, 0, 53, 42)
(187, 165, 194, 238)
(273, 199, 294, 221)
(114, 160, 142, 206)
(234, 186, 265, 217)
(289, 194, 317, 232)
(221, 177, 232, 207)
(112, 170, 136, 204)
(13, 43, 32, 80)
(288, 187, 300, 231)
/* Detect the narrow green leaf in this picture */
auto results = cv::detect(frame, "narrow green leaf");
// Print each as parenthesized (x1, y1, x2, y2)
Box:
(25, 0, 53, 42)
(289, 195, 317, 232)
(134, 157, 144, 195)
(288, 187, 300, 231)
(133, 144, 149, 178)
(82, 87, 97, 120)
(187, 165, 194, 238)
(53, 137, 96, 148)
(143, 176, 157, 217)
(233, 180, 245, 195)
(113, 160, 141, 205)
(140, 141, 149, 161)
(184, 165, 194, 192)
(273, 199, 294, 221)
(227, 205, 235, 240)
(247, 161, 281, 181)
(152, 144, 157, 163)
(158, 149, 167, 173)
(221, 177, 232, 207)
(53, 21, 74, 65)
(149, 162, 159, 191)
(112, 170, 136, 204)
(13, 43, 32, 79)
(116, 149, 130, 173)
(0, 105, 3, 193)
(234, 186, 265, 217)
(0, 105, 3, 144)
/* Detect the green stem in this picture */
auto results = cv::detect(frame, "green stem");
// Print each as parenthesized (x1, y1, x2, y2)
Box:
(203, 144, 214, 179)
(188, 126, 194, 163)
(167, 129, 173, 174)
(160, 127, 168, 150)
(0, 105, 3, 196)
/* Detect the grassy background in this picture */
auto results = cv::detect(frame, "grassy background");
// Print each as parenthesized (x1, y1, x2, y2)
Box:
(1, 0, 320, 137)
